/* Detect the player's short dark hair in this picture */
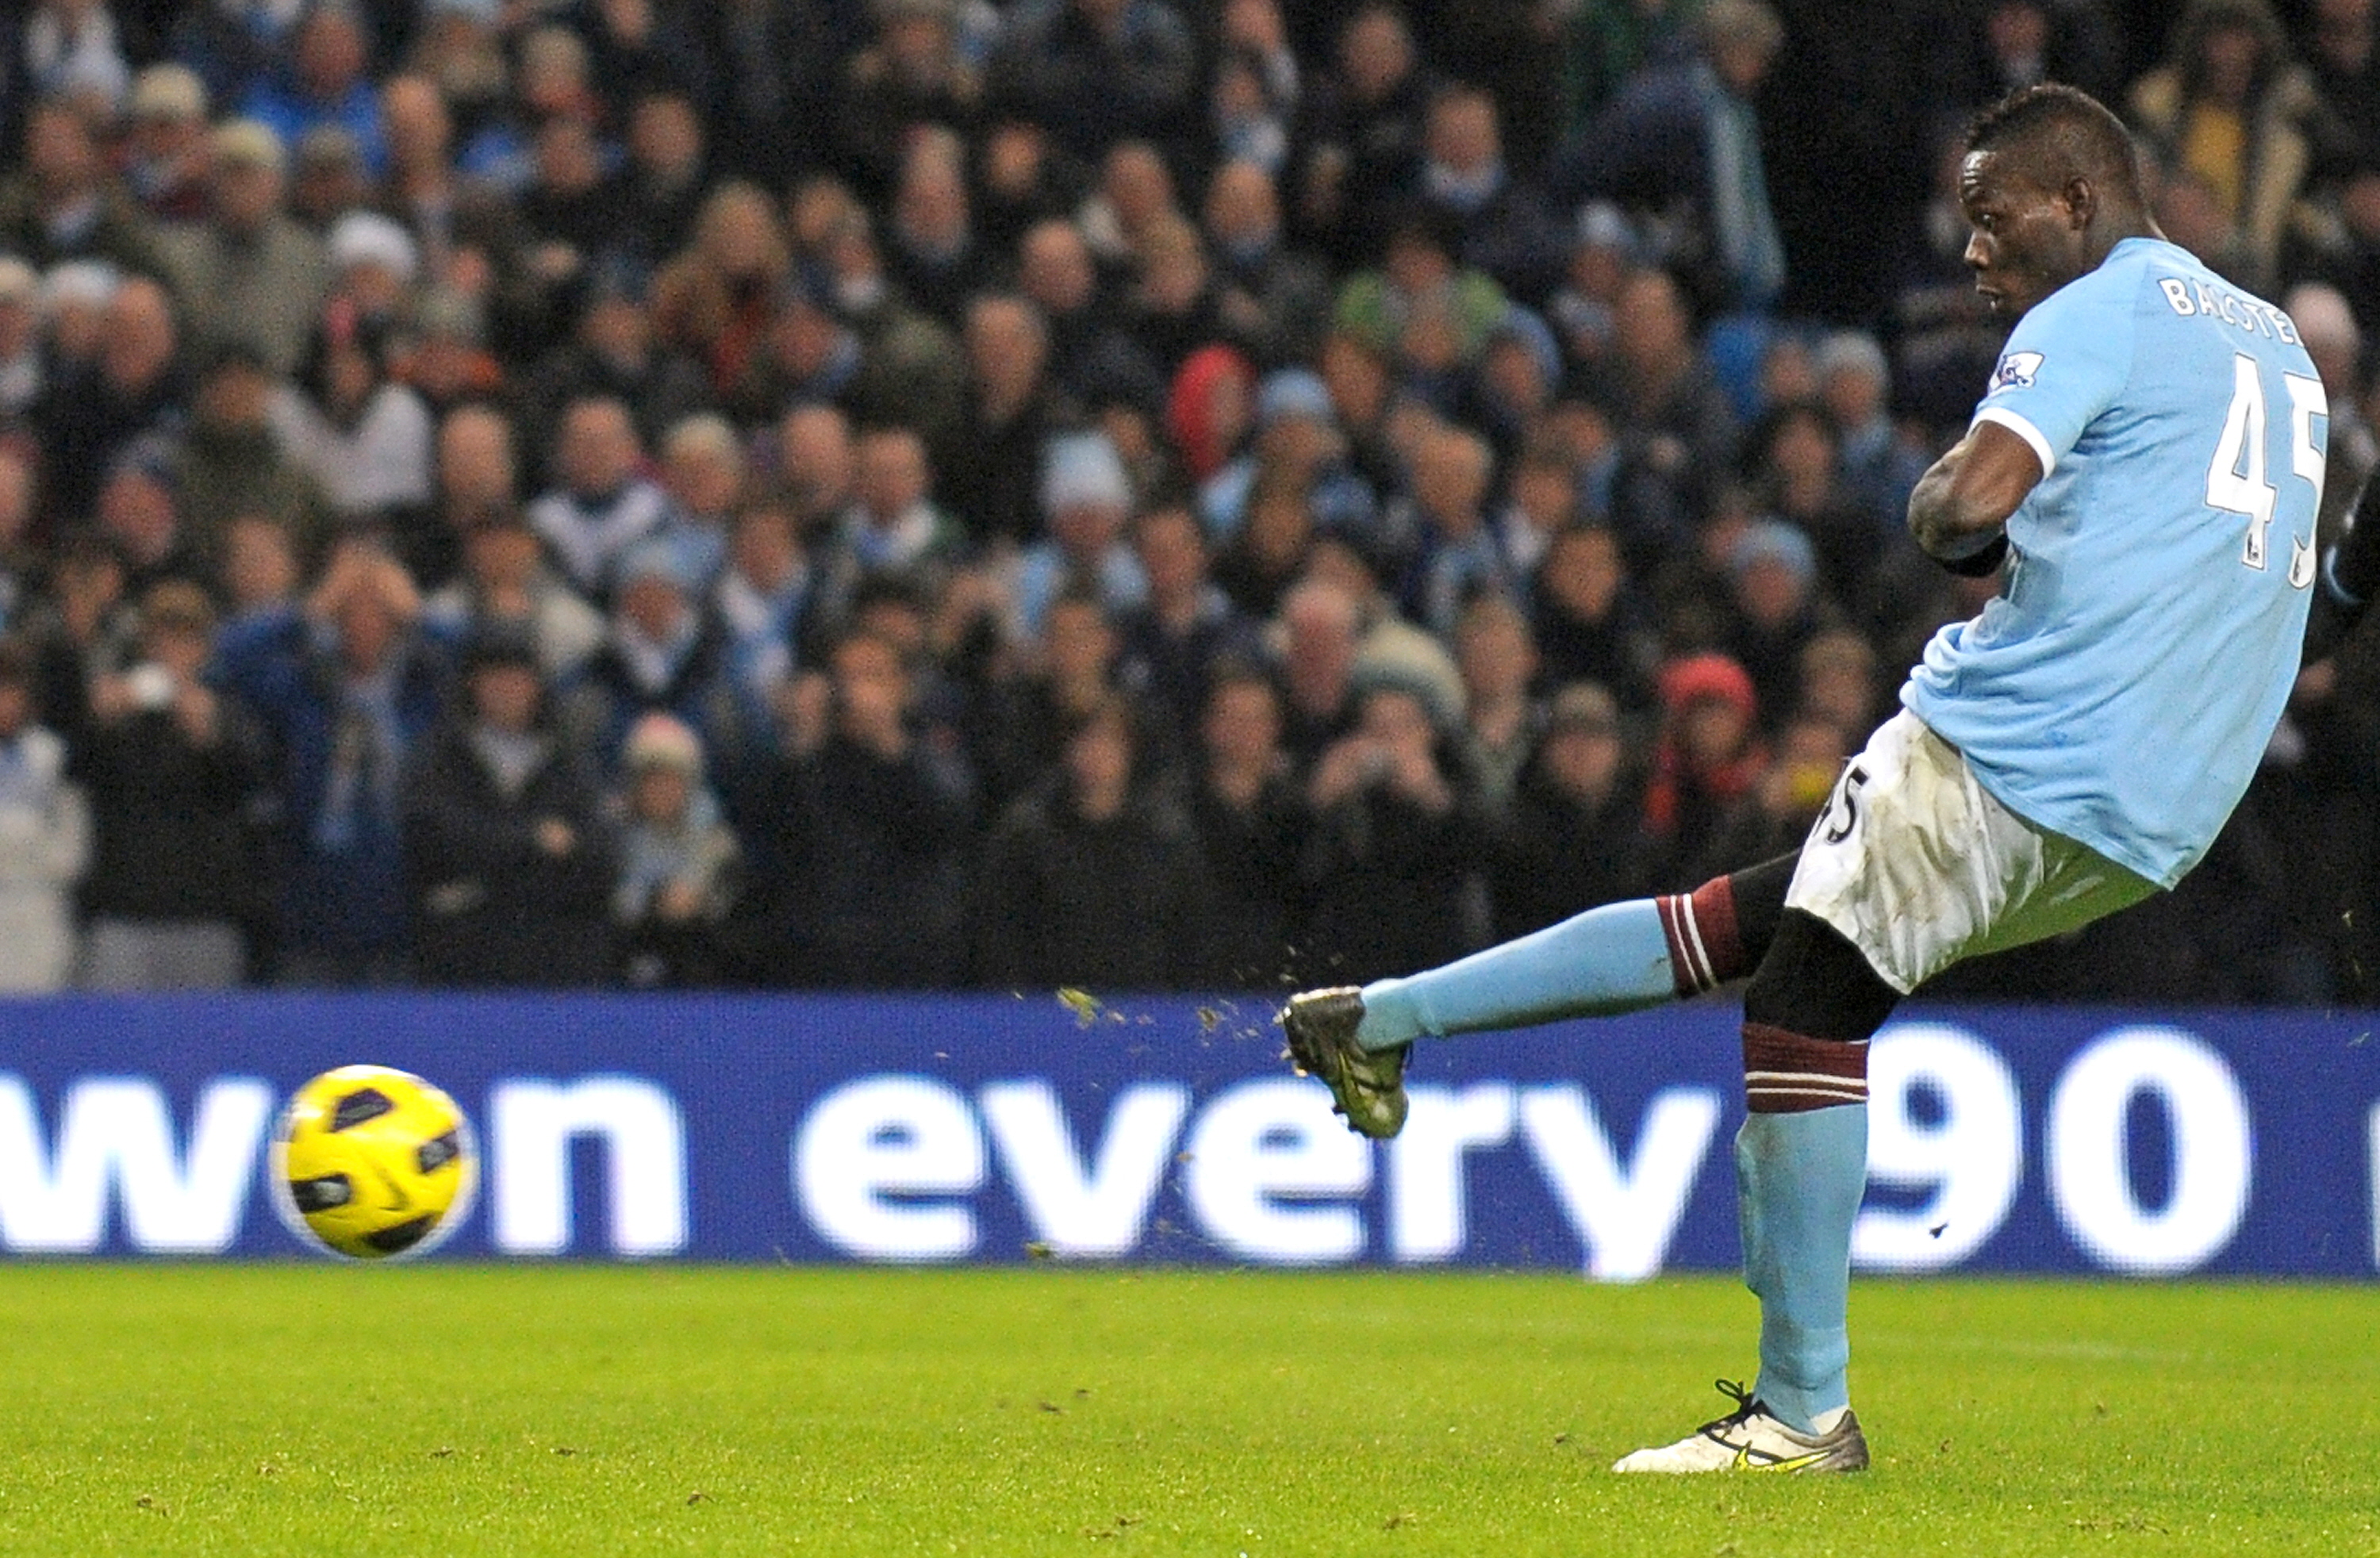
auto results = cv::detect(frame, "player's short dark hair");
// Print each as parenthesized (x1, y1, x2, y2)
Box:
(1965, 83, 2144, 199)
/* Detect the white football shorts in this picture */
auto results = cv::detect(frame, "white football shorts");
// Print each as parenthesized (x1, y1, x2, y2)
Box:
(1784, 708, 2158, 993)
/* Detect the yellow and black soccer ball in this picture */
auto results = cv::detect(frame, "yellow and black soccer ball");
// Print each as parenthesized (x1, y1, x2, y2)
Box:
(272, 1065, 477, 1260)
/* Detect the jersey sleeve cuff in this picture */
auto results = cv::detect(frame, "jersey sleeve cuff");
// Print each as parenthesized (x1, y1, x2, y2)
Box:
(1971, 405, 2057, 481)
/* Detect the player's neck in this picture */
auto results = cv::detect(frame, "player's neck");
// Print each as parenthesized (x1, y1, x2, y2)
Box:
(2086, 209, 2164, 267)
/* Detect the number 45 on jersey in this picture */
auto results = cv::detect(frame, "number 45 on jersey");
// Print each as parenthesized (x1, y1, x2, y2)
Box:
(2207, 351, 2325, 584)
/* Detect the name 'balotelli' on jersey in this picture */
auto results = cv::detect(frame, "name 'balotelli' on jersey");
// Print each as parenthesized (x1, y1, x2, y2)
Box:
(1903, 236, 2327, 890)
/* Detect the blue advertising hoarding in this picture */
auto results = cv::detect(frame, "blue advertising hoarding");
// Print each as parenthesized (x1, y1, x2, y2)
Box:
(0, 992, 2371, 1276)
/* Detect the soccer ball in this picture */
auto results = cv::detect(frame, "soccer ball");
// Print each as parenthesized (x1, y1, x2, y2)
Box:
(272, 1065, 478, 1261)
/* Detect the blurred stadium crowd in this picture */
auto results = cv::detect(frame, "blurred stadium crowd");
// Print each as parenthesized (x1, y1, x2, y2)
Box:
(0, 0, 2372, 999)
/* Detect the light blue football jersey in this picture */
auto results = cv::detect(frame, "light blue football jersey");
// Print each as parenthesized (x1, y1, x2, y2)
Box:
(1903, 236, 2328, 889)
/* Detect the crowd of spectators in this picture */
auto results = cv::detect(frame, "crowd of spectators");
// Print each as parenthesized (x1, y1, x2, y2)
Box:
(0, 0, 2373, 1003)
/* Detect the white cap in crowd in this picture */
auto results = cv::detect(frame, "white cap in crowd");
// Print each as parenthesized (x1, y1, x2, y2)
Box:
(328, 211, 420, 286)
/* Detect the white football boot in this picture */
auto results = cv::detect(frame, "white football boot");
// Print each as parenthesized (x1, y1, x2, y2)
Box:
(1612, 1380, 1869, 1473)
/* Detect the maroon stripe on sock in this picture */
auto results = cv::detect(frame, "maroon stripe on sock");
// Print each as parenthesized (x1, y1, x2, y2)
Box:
(1656, 893, 1709, 995)
(1743, 1023, 1869, 1114)
(1688, 875, 1746, 984)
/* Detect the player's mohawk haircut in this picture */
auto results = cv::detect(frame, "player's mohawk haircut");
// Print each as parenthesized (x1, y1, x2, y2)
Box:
(1965, 83, 2144, 195)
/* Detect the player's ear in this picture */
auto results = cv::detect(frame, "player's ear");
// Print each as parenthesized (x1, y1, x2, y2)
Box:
(2060, 175, 2097, 229)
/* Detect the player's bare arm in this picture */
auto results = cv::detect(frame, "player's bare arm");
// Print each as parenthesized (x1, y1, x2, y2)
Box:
(1907, 419, 2040, 566)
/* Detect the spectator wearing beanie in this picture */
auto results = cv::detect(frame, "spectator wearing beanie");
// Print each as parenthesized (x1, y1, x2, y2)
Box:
(1814, 330, 1928, 537)
(1197, 366, 1378, 547)
(1010, 430, 1148, 639)
(613, 711, 742, 989)
(1642, 650, 1768, 885)
(1330, 208, 1509, 387)
(1165, 343, 1255, 485)
(1721, 516, 1838, 733)
(324, 209, 418, 330)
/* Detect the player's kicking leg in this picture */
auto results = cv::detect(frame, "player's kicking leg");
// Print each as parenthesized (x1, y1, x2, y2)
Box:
(1285, 881, 1887, 1475)
(1287, 710, 2155, 1475)
(1281, 855, 1795, 1138)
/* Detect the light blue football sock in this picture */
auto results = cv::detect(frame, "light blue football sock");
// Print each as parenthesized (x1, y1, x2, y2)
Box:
(1737, 1104, 1868, 1433)
(1354, 898, 1676, 1051)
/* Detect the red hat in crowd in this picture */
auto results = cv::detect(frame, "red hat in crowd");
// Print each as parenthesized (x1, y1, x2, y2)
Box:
(1657, 652, 1758, 722)
(1165, 343, 1254, 484)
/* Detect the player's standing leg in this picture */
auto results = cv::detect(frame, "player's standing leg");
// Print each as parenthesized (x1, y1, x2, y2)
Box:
(1611, 908, 1894, 1472)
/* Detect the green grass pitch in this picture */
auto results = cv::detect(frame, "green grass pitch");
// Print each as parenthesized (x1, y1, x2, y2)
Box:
(0, 1265, 2372, 1556)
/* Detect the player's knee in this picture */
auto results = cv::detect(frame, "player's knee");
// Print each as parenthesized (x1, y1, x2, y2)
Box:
(1742, 909, 1900, 1044)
